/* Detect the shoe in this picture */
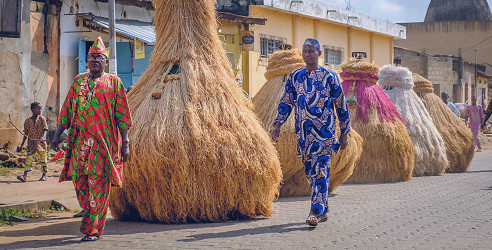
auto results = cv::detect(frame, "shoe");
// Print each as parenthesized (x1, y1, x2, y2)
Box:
(39, 175, 47, 181)
(318, 212, 329, 222)
(73, 210, 85, 217)
(476, 149, 482, 152)
(306, 210, 319, 227)
(81, 235, 100, 241)
(17, 175, 26, 182)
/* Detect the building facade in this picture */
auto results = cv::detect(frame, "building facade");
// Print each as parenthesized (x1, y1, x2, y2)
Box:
(217, 0, 406, 97)
(394, 46, 489, 105)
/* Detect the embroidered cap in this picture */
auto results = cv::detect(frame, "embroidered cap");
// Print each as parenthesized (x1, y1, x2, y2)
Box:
(303, 38, 321, 51)
(88, 36, 109, 58)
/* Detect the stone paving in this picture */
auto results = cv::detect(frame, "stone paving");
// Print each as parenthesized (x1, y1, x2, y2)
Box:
(1, 151, 491, 249)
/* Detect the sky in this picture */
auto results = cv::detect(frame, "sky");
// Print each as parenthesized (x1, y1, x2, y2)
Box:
(320, 0, 492, 23)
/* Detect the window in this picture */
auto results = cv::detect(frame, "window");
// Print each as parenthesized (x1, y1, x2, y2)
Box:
(260, 34, 287, 58)
(324, 47, 343, 67)
(0, 0, 22, 38)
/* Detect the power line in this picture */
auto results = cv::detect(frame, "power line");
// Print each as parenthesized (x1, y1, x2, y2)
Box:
(461, 34, 492, 54)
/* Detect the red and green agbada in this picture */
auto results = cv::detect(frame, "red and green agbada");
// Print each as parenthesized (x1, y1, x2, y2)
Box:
(56, 37, 132, 239)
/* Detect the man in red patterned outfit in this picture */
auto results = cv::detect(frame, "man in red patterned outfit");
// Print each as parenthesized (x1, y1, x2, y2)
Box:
(51, 37, 132, 241)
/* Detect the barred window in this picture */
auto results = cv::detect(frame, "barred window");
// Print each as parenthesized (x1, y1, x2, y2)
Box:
(260, 34, 287, 58)
(0, 0, 22, 38)
(324, 47, 343, 67)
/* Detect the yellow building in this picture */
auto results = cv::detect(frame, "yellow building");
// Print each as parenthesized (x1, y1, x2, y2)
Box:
(477, 74, 489, 106)
(217, 0, 406, 97)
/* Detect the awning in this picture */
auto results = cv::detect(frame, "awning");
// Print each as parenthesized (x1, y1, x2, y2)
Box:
(79, 14, 156, 44)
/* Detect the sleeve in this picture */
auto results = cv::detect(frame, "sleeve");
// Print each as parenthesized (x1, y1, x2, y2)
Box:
(113, 76, 133, 130)
(58, 77, 77, 129)
(331, 72, 351, 135)
(463, 106, 470, 119)
(41, 116, 48, 131)
(451, 104, 461, 117)
(274, 72, 297, 126)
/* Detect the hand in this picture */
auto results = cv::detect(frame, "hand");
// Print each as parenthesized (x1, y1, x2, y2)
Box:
(271, 123, 281, 142)
(51, 137, 60, 151)
(121, 141, 130, 162)
(339, 133, 348, 150)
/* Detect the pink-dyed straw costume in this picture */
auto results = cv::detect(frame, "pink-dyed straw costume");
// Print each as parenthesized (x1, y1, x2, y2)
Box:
(340, 60, 414, 184)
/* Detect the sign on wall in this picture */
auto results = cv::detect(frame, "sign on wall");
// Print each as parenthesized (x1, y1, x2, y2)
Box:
(241, 30, 254, 51)
(134, 38, 145, 59)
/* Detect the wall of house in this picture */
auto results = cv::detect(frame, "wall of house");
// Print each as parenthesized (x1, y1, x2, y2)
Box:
(0, 0, 32, 148)
(30, 1, 61, 131)
(244, 5, 395, 97)
(374, 34, 392, 67)
(394, 47, 472, 103)
(396, 21, 492, 75)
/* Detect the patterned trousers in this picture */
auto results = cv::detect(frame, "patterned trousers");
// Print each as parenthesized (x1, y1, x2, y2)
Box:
(303, 154, 331, 215)
(24, 151, 47, 173)
(73, 174, 111, 236)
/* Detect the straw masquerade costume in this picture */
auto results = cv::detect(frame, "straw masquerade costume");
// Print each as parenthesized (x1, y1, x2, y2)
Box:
(253, 48, 362, 197)
(341, 59, 414, 184)
(272, 38, 351, 225)
(54, 37, 132, 240)
(109, 0, 281, 223)
(379, 65, 448, 176)
(413, 74, 474, 173)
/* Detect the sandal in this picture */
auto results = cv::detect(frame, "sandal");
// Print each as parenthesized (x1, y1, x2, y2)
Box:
(73, 210, 85, 217)
(318, 212, 329, 222)
(81, 235, 100, 241)
(306, 210, 319, 227)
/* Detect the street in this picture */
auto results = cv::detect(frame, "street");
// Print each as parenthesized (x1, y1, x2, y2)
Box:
(1, 151, 491, 249)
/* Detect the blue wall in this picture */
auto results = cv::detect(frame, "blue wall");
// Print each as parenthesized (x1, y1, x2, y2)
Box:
(79, 40, 154, 89)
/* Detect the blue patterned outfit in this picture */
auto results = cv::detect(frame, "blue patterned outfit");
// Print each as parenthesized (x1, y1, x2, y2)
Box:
(275, 66, 351, 215)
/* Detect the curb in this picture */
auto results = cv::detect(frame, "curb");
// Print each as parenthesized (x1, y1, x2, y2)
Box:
(0, 200, 67, 212)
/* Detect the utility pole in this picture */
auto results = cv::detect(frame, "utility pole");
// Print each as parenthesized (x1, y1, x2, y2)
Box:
(108, 0, 117, 74)
(475, 48, 478, 99)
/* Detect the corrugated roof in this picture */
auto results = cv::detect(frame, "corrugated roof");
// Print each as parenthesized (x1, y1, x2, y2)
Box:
(81, 14, 155, 44)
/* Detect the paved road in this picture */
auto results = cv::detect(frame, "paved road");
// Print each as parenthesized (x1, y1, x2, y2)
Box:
(1, 151, 491, 249)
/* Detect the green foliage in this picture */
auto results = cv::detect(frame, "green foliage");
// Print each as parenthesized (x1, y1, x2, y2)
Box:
(0, 208, 44, 226)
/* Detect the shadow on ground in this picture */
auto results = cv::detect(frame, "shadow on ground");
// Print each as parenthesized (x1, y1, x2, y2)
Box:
(178, 222, 314, 242)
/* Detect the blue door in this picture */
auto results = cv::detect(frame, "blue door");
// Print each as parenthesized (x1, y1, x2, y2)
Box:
(78, 39, 87, 74)
(116, 42, 133, 88)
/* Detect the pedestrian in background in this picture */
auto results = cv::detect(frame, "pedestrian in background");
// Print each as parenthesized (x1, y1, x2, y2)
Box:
(463, 96, 484, 152)
(17, 102, 49, 182)
(441, 92, 461, 117)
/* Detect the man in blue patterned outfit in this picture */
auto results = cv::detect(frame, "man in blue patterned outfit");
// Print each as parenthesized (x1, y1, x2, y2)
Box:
(271, 38, 351, 227)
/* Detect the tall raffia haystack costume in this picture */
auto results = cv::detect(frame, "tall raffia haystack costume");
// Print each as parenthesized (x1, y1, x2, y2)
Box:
(108, 0, 282, 223)
(341, 60, 414, 183)
(253, 49, 362, 196)
(379, 65, 448, 176)
(413, 73, 474, 173)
